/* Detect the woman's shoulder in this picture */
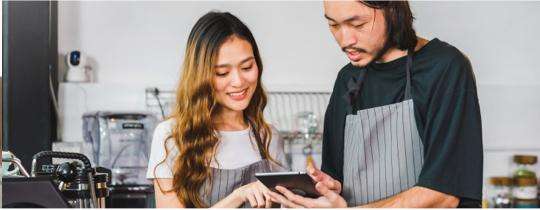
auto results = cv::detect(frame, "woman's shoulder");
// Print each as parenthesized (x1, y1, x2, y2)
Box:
(268, 124, 281, 138)
(267, 124, 284, 148)
(147, 119, 178, 179)
(154, 118, 176, 137)
(151, 118, 178, 152)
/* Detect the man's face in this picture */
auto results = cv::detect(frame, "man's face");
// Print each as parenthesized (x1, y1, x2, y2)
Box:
(324, 1, 387, 67)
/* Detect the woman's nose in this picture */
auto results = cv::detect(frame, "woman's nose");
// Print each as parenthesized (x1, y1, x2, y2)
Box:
(229, 69, 244, 87)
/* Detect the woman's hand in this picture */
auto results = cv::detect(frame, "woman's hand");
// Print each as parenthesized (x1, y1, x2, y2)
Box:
(232, 181, 273, 208)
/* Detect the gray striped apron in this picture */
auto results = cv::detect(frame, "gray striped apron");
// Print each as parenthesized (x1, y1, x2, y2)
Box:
(342, 52, 424, 206)
(200, 124, 286, 207)
(201, 159, 277, 208)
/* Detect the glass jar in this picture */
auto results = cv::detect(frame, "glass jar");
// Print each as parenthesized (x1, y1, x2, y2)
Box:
(488, 177, 513, 208)
(513, 155, 537, 179)
(513, 177, 538, 200)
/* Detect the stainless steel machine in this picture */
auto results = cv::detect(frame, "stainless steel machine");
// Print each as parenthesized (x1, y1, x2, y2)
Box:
(83, 111, 157, 208)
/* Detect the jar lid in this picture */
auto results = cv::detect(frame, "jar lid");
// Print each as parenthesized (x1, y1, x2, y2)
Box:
(514, 177, 538, 186)
(514, 155, 538, 164)
(490, 177, 513, 186)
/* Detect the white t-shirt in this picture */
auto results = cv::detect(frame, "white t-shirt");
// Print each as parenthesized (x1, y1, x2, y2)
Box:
(146, 119, 286, 179)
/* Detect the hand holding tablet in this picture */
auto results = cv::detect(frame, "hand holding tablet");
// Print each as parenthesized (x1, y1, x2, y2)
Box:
(255, 171, 322, 198)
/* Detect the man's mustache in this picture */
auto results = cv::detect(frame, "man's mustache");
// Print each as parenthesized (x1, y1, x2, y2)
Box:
(342, 46, 367, 53)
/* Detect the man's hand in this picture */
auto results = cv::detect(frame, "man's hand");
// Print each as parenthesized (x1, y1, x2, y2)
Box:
(307, 165, 342, 194)
(269, 182, 347, 208)
(267, 165, 346, 208)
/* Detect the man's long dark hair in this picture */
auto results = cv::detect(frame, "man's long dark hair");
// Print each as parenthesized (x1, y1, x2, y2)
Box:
(362, 1, 418, 55)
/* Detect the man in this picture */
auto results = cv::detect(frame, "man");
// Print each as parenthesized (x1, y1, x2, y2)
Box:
(269, 1, 483, 208)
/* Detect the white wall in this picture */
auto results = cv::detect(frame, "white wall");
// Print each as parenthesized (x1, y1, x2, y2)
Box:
(58, 1, 540, 190)
(58, 1, 346, 143)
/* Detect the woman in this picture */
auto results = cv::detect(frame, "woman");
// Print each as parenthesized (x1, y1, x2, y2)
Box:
(146, 11, 286, 208)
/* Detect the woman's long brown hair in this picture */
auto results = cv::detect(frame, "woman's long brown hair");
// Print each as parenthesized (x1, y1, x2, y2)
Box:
(154, 11, 276, 208)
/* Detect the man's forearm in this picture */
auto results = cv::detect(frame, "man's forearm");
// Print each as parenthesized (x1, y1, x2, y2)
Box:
(357, 186, 459, 208)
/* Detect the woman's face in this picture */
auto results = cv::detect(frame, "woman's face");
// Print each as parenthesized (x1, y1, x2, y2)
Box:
(213, 36, 259, 113)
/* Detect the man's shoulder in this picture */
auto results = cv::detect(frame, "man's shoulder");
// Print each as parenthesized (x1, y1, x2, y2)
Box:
(422, 38, 470, 67)
(419, 39, 476, 91)
(417, 38, 473, 82)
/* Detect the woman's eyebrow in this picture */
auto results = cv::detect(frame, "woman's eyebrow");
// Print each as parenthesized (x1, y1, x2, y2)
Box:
(214, 63, 230, 68)
(239, 56, 255, 65)
(215, 56, 254, 68)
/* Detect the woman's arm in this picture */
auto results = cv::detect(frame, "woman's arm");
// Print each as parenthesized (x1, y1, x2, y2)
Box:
(153, 179, 270, 208)
(153, 178, 245, 208)
(153, 179, 184, 208)
(211, 190, 246, 208)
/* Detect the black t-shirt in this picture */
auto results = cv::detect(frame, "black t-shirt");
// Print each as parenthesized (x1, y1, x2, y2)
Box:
(321, 38, 483, 206)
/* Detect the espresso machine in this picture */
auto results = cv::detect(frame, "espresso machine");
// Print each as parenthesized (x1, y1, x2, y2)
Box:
(3, 151, 109, 208)
(31, 151, 109, 208)
(83, 111, 157, 208)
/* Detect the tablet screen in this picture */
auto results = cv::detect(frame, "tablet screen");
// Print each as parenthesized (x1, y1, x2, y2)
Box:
(255, 172, 321, 198)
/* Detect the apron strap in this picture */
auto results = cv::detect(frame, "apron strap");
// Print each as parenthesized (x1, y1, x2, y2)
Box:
(347, 69, 367, 113)
(404, 49, 414, 101)
(247, 119, 267, 160)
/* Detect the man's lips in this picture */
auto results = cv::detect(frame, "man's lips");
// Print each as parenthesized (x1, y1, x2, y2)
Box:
(346, 50, 362, 62)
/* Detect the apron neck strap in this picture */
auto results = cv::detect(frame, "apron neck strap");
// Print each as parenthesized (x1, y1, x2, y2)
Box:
(403, 49, 414, 101)
(247, 119, 267, 160)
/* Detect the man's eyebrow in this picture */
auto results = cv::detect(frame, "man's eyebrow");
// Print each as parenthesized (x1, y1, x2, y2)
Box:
(324, 14, 336, 22)
(324, 14, 369, 23)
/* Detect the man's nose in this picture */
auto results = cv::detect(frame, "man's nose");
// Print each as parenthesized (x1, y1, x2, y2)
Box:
(340, 27, 357, 48)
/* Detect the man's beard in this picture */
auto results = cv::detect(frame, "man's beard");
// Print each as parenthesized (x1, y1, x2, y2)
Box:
(341, 38, 391, 67)
(371, 38, 392, 64)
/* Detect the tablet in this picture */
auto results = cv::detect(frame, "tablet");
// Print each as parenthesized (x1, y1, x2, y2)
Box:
(255, 171, 321, 198)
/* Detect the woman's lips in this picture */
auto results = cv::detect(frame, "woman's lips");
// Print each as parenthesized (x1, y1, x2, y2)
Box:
(227, 89, 247, 101)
